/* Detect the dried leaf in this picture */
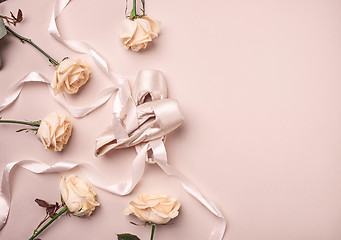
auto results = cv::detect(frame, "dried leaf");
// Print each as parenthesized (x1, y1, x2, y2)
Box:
(10, 11, 15, 20)
(9, 12, 17, 26)
(46, 205, 56, 215)
(35, 198, 50, 208)
(16, 9, 23, 22)
(117, 234, 141, 240)
(35, 198, 61, 219)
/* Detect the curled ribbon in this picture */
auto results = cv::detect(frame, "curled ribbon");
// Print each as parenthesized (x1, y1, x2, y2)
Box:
(0, 71, 226, 239)
(0, 0, 227, 238)
(48, 0, 131, 118)
(0, 72, 116, 118)
(0, 0, 132, 118)
(95, 70, 227, 239)
(0, 159, 155, 230)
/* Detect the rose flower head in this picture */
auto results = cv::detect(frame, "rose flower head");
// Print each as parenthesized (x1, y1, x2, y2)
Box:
(125, 193, 180, 224)
(51, 58, 91, 95)
(120, 16, 160, 52)
(60, 175, 100, 217)
(37, 112, 72, 152)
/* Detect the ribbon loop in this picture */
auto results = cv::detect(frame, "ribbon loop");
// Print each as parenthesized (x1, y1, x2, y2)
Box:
(0, 72, 116, 118)
(0, 1, 227, 238)
(94, 68, 226, 239)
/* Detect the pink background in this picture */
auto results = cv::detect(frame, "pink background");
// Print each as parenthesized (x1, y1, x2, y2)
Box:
(1, 0, 341, 239)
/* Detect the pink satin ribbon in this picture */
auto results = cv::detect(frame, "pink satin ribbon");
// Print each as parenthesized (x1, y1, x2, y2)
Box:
(0, 0, 227, 238)
(0, 159, 148, 230)
(0, 72, 116, 117)
(94, 69, 226, 239)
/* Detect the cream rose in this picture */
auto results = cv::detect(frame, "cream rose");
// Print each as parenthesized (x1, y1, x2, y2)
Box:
(125, 193, 181, 224)
(120, 16, 160, 51)
(37, 112, 72, 152)
(60, 175, 100, 216)
(51, 58, 91, 95)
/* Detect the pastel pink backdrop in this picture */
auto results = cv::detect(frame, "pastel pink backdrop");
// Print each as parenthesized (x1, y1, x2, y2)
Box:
(0, 0, 341, 239)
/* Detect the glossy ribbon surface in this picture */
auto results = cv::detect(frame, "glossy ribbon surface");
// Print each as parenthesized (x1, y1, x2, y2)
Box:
(48, 0, 131, 118)
(95, 69, 227, 239)
(0, 159, 148, 230)
(0, 0, 227, 238)
(0, 72, 116, 118)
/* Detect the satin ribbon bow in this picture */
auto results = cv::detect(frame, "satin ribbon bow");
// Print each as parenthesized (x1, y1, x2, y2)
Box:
(0, 0, 227, 238)
(95, 70, 183, 158)
(95, 70, 227, 240)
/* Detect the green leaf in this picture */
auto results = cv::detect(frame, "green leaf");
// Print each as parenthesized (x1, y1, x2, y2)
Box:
(0, 18, 7, 39)
(0, 19, 6, 68)
(117, 233, 141, 240)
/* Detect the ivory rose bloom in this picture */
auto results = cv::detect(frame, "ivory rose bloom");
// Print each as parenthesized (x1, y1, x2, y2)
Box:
(60, 175, 100, 216)
(120, 16, 160, 51)
(125, 193, 181, 224)
(37, 112, 72, 152)
(51, 58, 91, 95)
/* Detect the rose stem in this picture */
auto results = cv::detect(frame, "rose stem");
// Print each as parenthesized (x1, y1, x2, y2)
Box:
(5, 26, 59, 66)
(28, 206, 68, 240)
(141, 0, 145, 16)
(150, 224, 156, 240)
(130, 0, 137, 19)
(0, 120, 41, 127)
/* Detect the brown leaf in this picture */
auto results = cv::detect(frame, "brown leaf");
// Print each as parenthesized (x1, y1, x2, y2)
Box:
(35, 198, 50, 208)
(10, 11, 16, 20)
(16, 9, 23, 22)
(46, 205, 56, 215)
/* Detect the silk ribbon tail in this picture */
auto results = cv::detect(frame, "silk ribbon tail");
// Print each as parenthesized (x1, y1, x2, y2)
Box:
(0, 71, 116, 118)
(87, 144, 148, 195)
(0, 72, 49, 113)
(0, 160, 78, 230)
(50, 87, 116, 118)
(49, 0, 131, 119)
(156, 161, 227, 240)
(0, 152, 152, 230)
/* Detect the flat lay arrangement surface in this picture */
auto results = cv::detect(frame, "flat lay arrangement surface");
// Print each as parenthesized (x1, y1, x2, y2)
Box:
(0, 0, 341, 239)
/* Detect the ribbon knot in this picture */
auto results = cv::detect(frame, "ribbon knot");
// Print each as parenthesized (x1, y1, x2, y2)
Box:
(95, 70, 184, 162)
(0, 2, 227, 237)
